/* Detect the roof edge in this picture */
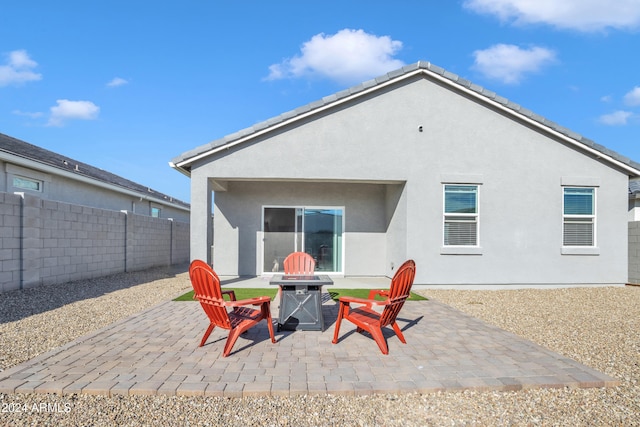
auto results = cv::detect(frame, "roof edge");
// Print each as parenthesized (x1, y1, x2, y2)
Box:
(0, 135, 190, 211)
(172, 61, 640, 177)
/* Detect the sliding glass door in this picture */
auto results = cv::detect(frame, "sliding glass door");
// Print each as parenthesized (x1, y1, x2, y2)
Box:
(263, 207, 343, 273)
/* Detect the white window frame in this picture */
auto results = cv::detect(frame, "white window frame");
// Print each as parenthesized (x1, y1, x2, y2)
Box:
(12, 175, 43, 192)
(442, 184, 480, 248)
(260, 205, 345, 275)
(562, 186, 596, 248)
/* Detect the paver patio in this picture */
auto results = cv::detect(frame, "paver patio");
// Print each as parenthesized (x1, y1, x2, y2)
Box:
(0, 285, 618, 397)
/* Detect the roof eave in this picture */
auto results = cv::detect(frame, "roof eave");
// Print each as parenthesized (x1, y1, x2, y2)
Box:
(169, 161, 191, 178)
(2, 150, 190, 211)
(173, 63, 640, 177)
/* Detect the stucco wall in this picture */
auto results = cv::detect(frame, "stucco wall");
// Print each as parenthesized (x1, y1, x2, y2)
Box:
(213, 181, 397, 276)
(0, 192, 190, 292)
(190, 76, 630, 286)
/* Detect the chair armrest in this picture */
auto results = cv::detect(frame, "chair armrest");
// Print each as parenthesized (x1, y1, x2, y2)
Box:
(367, 289, 389, 300)
(221, 289, 237, 301)
(225, 296, 272, 307)
(338, 296, 388, 306)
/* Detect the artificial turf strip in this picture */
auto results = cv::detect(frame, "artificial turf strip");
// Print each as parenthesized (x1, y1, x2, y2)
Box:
(328, 289, 427, 301)
(174, 288, 426, 301)
(173, 288, 278, 301)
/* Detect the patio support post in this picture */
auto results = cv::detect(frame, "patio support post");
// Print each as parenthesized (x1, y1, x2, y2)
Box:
(190, 171, 213, 264)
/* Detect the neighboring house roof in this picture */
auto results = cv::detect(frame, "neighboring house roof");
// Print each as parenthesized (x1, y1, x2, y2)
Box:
(171, 60, 640, 178)
(1, 132, 190, 210)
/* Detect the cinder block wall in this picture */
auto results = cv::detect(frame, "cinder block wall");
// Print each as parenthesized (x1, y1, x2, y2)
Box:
(172, 220, 190, 265)
(0, 192, 190, 292)
(629, 221, 640, 284)
(37, 197, 126, 287)
(125, 213, 171, 272)
(0, 193, 22, 291)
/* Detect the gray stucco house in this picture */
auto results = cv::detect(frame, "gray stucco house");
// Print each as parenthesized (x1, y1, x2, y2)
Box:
(171, 61, 640, 286)
(1, 133, 190, 222)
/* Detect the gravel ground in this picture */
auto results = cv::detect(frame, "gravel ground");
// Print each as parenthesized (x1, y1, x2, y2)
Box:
(1, 268, 639, 426)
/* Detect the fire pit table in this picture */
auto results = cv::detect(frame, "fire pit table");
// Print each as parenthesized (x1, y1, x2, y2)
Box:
(270, 274, 333, 331)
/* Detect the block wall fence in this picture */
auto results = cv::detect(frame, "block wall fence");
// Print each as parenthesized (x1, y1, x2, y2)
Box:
(0, 191, 190, 292)
(629, 221, 640, 285)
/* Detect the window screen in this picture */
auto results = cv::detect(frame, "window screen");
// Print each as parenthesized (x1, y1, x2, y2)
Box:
(563, 187, 595, 246)
(444, 185, 478, 246)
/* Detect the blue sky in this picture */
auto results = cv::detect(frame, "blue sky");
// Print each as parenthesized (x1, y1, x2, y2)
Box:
(2, 1, 640, 203)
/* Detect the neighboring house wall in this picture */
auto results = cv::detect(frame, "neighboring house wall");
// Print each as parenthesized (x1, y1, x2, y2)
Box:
(2, 161, 190, 222)
(0, 191, 190, 292)
(189, 77, 630, 286)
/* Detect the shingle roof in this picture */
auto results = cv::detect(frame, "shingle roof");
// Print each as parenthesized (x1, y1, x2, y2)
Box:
(0, 132, 190, 209)
(171, 61, 640, 176)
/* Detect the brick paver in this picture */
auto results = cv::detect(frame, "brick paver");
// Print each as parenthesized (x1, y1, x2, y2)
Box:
(0, 298, 619, 397)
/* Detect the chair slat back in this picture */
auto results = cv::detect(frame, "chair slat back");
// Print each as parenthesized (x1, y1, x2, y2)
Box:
(283, 252, 315, 275)
(379, 260, 416, 327)
(189, 260, 231, 329)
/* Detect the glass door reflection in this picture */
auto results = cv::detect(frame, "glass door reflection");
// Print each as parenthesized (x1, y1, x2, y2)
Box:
(263, 207, 343, 273)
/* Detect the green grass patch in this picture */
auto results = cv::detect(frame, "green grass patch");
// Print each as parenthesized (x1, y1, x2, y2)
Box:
(174, 288, 278, 301)
(175, 288, 426, 302)
(328, 289, 427, 301)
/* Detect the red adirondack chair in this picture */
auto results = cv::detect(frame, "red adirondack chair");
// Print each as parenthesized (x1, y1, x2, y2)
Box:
(283, 252, 315, 274)
(190, 260, 237, 302)
(188, 260, 276, 357)
(332, 260, 416, 355)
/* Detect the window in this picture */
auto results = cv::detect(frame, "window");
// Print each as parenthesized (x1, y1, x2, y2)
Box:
(13, 176, 42, 192)
(563, 187, 595, 246)
(263, 206, 344, 273)
(443, 185, 478, 246)
(151, 207, 161, 218)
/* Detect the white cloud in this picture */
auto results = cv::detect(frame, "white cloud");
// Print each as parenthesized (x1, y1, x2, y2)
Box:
(266, 29, 405, 85)
(107, 77, 129, 88)
(47, 99, 100, 127)
(463, 0, 640, 32)
(472, 44, 556, 84)
(623, 86, 640, 106)
(12, 110, 44, 119)
(0, 49, 42, 87)
(598, 110, 633, 125)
